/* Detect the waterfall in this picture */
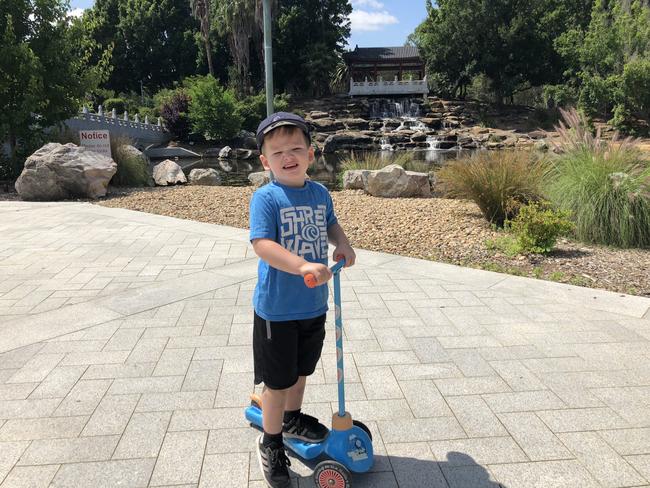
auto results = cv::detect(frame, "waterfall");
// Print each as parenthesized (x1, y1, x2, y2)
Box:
(426, 135, 441, 150)
(380, 138, 394, 151)
(369, 98, 422, 120)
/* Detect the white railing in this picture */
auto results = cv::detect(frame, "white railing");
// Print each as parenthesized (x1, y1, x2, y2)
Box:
(350, 76, 429, 96)
(64, 106, 171, 145)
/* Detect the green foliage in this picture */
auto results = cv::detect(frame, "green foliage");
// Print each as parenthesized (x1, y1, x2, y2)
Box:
(436, 150, 546, 227)
(621, 58, 650, 118)
(544, 109, 650, 247)
(109, 135, 151, 187)
(103, 98, 126, 114)
(543, 84, 578, 109)
(0, 0, 103, 165)
(234, 93, 291, 132)
(81, 0, 199, 94)
(273, 0, 352, 96)
(187, 75, 242, 141)
(411, 0, 588, 101)
(507, 202, 574, 254)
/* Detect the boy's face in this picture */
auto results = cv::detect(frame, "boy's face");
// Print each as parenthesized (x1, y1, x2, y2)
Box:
(259, 127, 314, 187)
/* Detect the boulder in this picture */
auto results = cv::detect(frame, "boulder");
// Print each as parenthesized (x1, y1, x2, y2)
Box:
(189, 168, 221, 186)
(411, 132, 428, 142)
(342, 170, 370, 190)
(15, 143, 116, 200)
(341, 118, 370, 131)
(366, 164, 431, 198)
(323, 132, 374, 153)
(152, 159, 187, 186)
(248, 170, 271, 187)
(311, 118, 345, 132)
(219, 146, 232, 159)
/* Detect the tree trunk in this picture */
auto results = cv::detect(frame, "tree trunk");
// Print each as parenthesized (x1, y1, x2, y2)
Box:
(205, 37, 214, 76)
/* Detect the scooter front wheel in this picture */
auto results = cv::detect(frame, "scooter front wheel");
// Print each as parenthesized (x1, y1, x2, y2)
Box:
(313, 460, 351, 488)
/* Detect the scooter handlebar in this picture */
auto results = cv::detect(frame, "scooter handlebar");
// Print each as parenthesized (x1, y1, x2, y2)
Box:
(304, 258, 346, 288)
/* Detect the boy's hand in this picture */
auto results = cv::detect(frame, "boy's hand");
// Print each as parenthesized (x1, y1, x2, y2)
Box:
(334, 243, 356, 267)
(299, 262, 332, 287)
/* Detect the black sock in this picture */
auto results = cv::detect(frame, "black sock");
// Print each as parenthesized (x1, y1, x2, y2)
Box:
(283, 409, 301, 424)
(263, 431, 283, 448)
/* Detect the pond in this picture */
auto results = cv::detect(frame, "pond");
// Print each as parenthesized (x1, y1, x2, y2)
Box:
(172, 147, 474, 189)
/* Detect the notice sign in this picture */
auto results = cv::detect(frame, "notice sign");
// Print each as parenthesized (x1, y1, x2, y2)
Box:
(79, 130, 111, 158)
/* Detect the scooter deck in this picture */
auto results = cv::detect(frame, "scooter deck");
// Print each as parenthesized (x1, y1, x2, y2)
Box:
(244, 403, 326, 460)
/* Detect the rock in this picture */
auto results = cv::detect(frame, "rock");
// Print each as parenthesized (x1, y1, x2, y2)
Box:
(411, 132, 428, 142)
(369, 121, 384, 130)
(232, 148, 255, 160)
(203, 147, 224, 157)
(219, 146, 232, 159)
(323, 132, 374, 153)
(308, 111, 330, 120)
(488, 133, 508, 143)
(15, 143, 116, 200)
(366, 164, 431, 198)
(189, 168, 221, 186)
(248, 170, 271, 187)
(419, 118, 443, 129)
(528, 130, 547, 139)
(341, 118, 370, 131)
(152, 159, 187, 186)
(311, 118, 345, 132)
(342, 170, 370, 190)
(382, 119, 401, 130)
(534, 139, 549, 152)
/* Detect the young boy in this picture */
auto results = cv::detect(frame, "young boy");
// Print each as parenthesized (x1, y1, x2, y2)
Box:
(249, 112, 356, 488)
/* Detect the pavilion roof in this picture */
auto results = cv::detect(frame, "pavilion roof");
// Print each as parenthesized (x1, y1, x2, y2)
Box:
(343, 46, 422, 63)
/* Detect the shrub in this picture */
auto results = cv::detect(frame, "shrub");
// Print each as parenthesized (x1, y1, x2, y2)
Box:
(622, 58, 650, 118)
(436, 150, 545, 227)
(159, 90, 192, 141)
(187, 75, 242, 141)
(507, 202, 574, 254)
(544, 108, 650, 247)
(103, 98, 126, 114)
(235, 92, 291, 132)
(109, 135, 151, 187)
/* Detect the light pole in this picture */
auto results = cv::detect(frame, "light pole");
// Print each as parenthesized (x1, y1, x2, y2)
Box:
(263, 0, 274, 116)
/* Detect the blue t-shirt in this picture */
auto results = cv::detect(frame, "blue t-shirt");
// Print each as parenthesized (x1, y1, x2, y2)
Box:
(249, 180, 338, 321)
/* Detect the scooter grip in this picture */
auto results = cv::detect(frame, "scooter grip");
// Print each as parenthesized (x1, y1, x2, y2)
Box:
(304, 274, 318, 288)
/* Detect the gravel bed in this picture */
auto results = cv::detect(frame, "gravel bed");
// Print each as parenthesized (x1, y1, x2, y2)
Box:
(89, 185, 650, 297)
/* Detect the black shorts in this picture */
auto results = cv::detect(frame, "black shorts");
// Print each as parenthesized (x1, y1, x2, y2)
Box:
(253, 311, 326, 390)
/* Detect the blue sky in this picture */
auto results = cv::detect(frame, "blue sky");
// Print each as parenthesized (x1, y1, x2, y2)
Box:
(69, 0, 428, 49)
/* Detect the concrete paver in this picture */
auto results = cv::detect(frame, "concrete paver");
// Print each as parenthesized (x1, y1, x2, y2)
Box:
(1, 201, 649, 487)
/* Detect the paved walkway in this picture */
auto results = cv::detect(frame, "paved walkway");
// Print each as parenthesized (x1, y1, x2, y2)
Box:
(1, 201, 649, 488)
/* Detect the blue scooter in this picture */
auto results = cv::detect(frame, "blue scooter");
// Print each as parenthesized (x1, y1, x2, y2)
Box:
(245, 259, 374, 488)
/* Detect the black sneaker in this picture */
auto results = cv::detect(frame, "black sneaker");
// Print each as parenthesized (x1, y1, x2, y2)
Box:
(256, 434, 291, 488)
(283, 412, 329, 443)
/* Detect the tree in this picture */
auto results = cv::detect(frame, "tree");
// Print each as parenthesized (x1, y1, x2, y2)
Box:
(273, 0, 351, 96)
(411, 0, 595, 102)
(0, 0, 103, 163)
(82, 0, 199, 93)
(191, 0, 215, 76)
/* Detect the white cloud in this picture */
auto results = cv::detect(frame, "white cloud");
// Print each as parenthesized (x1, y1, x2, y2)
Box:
(351, 0, 385, 8)
(349, 9, 399, 32)
(68, 8, 85, 18)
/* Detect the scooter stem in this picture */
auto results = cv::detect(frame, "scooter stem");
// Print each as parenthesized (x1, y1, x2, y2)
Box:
(332, 260, 346, 417)
(304, 259, 347, 417)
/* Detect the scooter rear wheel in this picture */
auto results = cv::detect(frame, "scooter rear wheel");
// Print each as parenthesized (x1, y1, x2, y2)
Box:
(313, 460, 351, 488)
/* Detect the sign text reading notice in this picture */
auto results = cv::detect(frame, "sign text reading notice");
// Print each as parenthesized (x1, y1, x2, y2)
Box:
(79, 130, 112, 158)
